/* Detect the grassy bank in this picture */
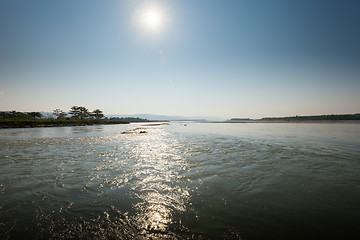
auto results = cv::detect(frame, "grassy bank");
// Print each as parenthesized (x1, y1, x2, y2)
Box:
(0, 119, 130, 129)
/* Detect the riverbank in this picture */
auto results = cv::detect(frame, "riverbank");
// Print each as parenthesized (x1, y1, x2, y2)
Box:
(0, 119, 131, 129)
(200, 120, 360, 124)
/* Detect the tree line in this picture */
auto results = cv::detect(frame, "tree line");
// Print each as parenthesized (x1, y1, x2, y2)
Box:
(0, 111, 43, 120)
(261, 113, 360, 121)
(53, 106, 104, 120)
(0, 106, 104, 120)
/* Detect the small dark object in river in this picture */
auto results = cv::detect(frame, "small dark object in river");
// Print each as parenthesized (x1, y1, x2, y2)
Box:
(140, 131, 147, 134)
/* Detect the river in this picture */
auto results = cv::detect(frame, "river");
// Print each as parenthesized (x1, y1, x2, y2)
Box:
(1, 122, 359, 239)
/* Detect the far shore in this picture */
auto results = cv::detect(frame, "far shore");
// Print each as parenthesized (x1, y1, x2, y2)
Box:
(199, 120, 360, 123)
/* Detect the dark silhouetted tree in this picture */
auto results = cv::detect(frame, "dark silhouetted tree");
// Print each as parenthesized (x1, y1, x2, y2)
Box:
(69, 106, 90, 120)
(92, 109, 104, 120)
(53, 109, 67, 119)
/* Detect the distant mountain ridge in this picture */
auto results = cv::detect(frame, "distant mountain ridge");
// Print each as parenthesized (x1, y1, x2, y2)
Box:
(106, 114, 224, 121)
(32, 112, 222, 121)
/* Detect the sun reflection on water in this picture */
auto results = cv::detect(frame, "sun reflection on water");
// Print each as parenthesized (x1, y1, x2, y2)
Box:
(124, 126, 189, 236)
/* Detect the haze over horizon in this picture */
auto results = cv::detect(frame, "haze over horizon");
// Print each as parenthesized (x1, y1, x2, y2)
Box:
(1, 0, 359, 119)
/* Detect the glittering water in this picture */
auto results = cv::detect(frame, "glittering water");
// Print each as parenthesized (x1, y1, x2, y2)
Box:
(0, 123, 360, 239)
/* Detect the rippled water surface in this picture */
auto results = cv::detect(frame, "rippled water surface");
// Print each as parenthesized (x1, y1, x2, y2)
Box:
(1, 123, 360, 239)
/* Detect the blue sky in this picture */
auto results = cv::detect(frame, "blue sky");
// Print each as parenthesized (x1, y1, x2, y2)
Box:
(1, 0, 359, 119)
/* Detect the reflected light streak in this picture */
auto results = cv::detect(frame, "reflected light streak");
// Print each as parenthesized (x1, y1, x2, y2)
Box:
(128, 127, 189, 235)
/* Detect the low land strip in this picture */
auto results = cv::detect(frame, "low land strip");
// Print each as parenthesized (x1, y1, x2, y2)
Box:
(0, 119, 130, 129)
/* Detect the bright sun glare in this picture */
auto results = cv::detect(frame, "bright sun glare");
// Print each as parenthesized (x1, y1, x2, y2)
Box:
(143, 8, 163, 30)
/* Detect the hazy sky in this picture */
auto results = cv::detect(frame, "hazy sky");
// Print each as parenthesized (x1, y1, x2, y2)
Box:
(1, 0, 359, 119)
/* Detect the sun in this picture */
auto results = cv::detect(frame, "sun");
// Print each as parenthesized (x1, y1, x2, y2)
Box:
(142, 8, 163, 30)
(133, 3, 167, 34)
(145, 10, 162, 28)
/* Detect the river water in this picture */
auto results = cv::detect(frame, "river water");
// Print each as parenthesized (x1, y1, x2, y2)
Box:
(0, 122, 359, 239)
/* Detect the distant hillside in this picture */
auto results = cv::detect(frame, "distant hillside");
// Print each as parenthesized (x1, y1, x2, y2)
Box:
(262, 113, 360, 121)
